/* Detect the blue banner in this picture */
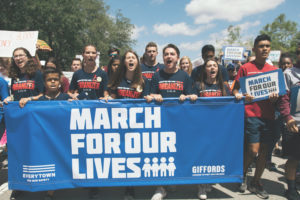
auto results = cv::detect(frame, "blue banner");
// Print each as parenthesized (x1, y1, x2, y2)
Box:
(4, 98, 244, 192)
(239, 69, 286, 102)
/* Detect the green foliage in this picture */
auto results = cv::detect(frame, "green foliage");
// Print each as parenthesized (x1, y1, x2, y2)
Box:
(0, 0, 135, 70)
(260, 14, 299, 57)
(226, 25, 241, 45)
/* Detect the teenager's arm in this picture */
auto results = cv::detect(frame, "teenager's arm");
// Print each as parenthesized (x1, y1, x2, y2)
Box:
(19, 93, 42, 108)
(278, 92, 298, 133)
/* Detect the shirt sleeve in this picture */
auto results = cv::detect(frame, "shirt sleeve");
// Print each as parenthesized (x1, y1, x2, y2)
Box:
(220, 65, 229, 81)
(150, 72, 159, 94)
(142, 78, 150, 96)
(278, 92, 293, 122)
(235, 66, 246, 82)
(224, 84, 231, 96)
(35, 71, 45, 94)
(101, 71, 108, 91)
(184, 73, 193, 95)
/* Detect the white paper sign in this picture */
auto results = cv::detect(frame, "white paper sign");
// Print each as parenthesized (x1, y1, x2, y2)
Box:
(268, 50, 281, 62)
(223, 46, 245, 60)
(63, 71, 74, 82)
(0, 31, 38, 57)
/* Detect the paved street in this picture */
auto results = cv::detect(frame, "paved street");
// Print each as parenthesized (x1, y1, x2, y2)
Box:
(0, 154, 293, 200)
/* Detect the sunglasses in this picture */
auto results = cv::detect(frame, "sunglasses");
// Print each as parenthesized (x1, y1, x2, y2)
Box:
(109, 53, 118, 57)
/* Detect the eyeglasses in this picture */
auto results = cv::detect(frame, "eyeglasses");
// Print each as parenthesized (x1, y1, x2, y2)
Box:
(13, 54, 26, 59)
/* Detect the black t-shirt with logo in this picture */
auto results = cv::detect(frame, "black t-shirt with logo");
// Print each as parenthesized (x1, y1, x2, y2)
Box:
(151, 69, 193, 98)
(11, 70, 44, 101)
(38, 93, 71, 101)
(69, 68, 108, 100)
(141, 63, 164, 81)
(110, 77, 150, 99)
(195, 82, 230, 97)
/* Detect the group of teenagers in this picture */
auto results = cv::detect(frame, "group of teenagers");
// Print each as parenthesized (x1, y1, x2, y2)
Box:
(0, 33, 300, 200)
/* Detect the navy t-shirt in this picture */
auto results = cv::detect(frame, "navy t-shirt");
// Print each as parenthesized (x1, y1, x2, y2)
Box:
(191, 64, 229, 82)
(141, 63, 164, 81)
(151, 69, 193, 98)
(195, 82, 230, 97)
(110, 77, 150, 99)
(69, 68, 108, 100)
(38, 93, 71, 101)
(11, 70, 44, 101)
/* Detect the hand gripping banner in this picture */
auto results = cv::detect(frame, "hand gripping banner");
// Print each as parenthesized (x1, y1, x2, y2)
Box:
(4, 98, 244, 192)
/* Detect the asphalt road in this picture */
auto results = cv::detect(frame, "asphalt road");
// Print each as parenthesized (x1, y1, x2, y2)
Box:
(0, 154, 294, 200)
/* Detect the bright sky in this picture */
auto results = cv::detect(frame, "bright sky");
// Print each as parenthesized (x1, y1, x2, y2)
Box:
(105, 0, 300, 63)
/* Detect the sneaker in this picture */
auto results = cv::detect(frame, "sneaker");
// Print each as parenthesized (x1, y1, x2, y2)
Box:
(266, 162, 278, 172)
(239, 176, 247, 193)
(274, 148, 281, 156)
(285, 189, 300, 200)
(10, 190, 22, 200)
(151, 186, 167, 200)
(248, 181, 269, 199)
(246, 167, 253, 175)
(2, 158, 8, 168)
(197, 184, 207, 200)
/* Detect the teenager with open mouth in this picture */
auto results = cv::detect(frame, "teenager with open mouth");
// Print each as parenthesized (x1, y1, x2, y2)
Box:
(149, 44, 197, 200)
(4, 47, 44, 103)
(191, 58, 229, 200)
(193, 58, 229, 98)
(107, 50, 150, 100)
(105, 50, 150, 199)
(68, 44, 109, 101)
(4, 47, 44, 200)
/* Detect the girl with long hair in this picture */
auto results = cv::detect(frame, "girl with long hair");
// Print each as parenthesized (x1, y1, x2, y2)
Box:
(107, 55, 121, 83)
(4, 47, 44, 103)
(193, 58, 229, 97)
(191, 58, 229, 200)
(179, 56, 193, 76)
(108, 50, 150, 99)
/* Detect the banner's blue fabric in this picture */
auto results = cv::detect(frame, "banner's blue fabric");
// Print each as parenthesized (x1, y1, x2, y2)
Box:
(4, 97, 244, 192)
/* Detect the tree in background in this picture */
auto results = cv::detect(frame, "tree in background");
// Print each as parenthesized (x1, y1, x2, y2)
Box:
(260, 14, 299, 58)
(0, 0, 135, 70)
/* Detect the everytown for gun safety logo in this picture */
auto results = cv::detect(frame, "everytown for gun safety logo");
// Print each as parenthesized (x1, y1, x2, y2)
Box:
(23, 164, 56, 182)
(70, 107, 177, 180)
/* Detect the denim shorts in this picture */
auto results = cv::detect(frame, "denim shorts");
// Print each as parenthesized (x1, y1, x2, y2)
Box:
(244, 117, 274, 144)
